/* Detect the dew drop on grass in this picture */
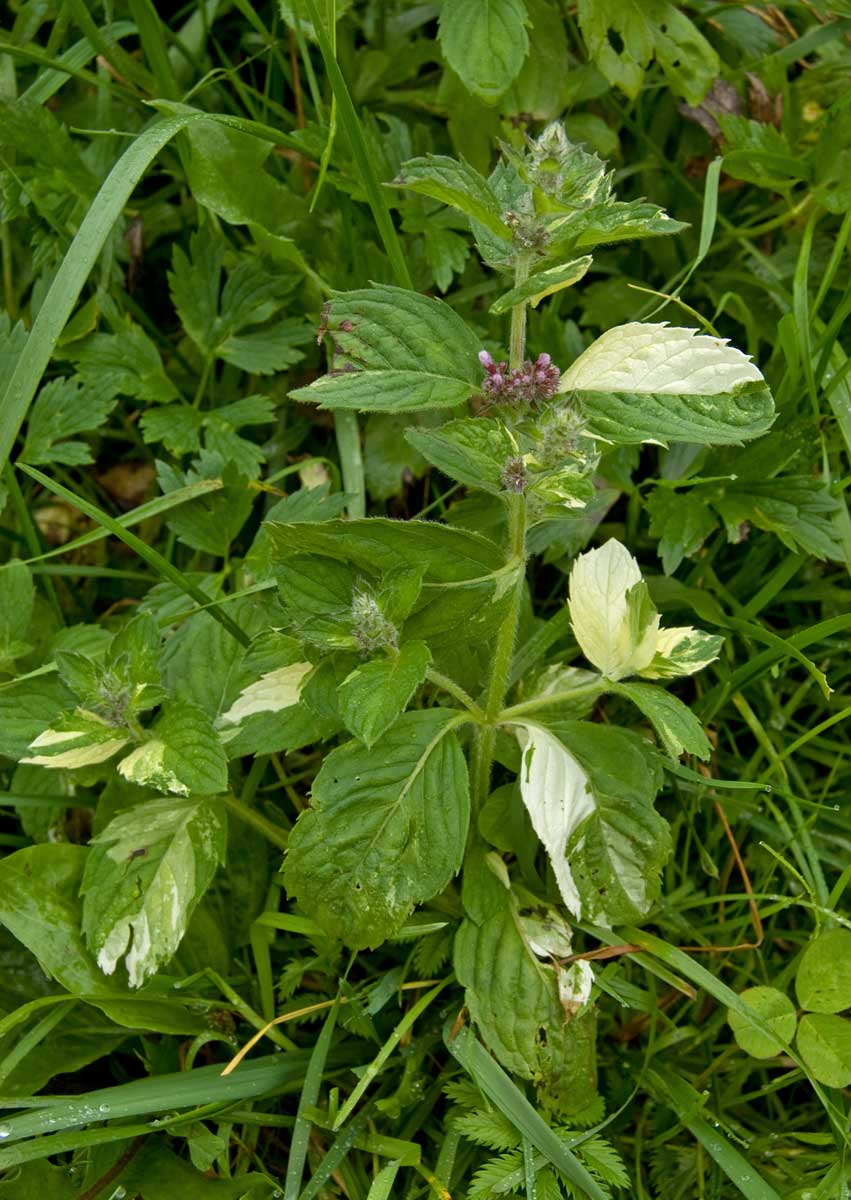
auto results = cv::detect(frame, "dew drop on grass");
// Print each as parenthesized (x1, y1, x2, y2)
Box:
(0, 1124, 10, 1139)
(98, 1103, 110, 1114)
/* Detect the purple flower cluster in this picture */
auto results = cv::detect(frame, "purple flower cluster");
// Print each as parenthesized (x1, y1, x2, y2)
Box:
(479, 350, 561, 406)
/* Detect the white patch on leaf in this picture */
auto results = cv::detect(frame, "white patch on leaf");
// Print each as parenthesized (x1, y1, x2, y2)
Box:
(513, 722, 594, 919)
(118, 739, 187, 796)
(218, 662, 312, 725)
(567, 539, 658, 680)
(642, 626, 723, 679)
(558, 322, 764, 396)
(557, 960, 594, 1013)
(22, 734, 129, 769)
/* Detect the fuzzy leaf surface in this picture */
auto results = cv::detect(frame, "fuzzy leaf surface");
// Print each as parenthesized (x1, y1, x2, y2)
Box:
(283, 710, 469, 948)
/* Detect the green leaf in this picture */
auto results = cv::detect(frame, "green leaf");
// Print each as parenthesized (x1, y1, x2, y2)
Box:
(455, 870, 594, 1098)
(406, 418, 517, 494)
(390, 155, 511, 238)
(66, 325, 179, 403)
(547, 200, 688, 256)
(513, 721, 670, 925)
(267, 517, 503, 583)
(0, 675, 74, 760)
(714, 477, 844, 563)
(727, 986, 797, 1058)
(117, 701, 228, 796)
(19, 377, 116, 466)
(647, 488, 719, 574)
(0, 560, 34, 670)
(283, 710, 469, 947)
(0, 843, 201, 1032)
(577, 0, 719, 104)
(796, 1013, 851, 1088)
(168, 228, 297, 371)
(795, 929, 851, 1014)
(439, 0, 530, 102)
(612, 681, 711, 760)
(140, 404, 203, 455)
(157, 457, 255, 556)
(82, 793, 227, 987)
(338, 641, 431, 747)
(489, 256, 592, 315)
(560, 322, 775, 446)
(289, 285, 482, 413)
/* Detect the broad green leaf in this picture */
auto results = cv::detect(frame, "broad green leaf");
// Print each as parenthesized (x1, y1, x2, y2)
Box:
(82, 794, 227, 987)
(796, 1013, 851, 1088)
(0, 560, 34, 670)
(647, 488, 719, 574)
(289, 285, 481, 413)
(727, 986, 797, 1058)
(512, 721, 670, 924)
(612, 680, 711, 760)
(276, 554, 360, 650)
(19, 377, 116, 466)
(455, 883, 572, 1077)
(577, 0, 719, 104)
(157, 457, 256, 555)
(66, 325, 179, 403)
(117, 701, 228, 796)
(559, 323, 774, 445)
(267, 517, 503, 582)
(390, 154, 510, 238)
(714, 477, 844, 563)
(547, 201, 688, 256)
(490, 256, 592, 315)
(502, 0, 570, 120)
(439, 0, 530, 102)
(406, 418, 518, 494)
(795, 929, 851, 1014)
(180, 115, 294, 228)
(568, 540, 659, 680)
(0, 844, 201, 1033)
(0, 675, 74, 760)
(283, 710, 469, 947)
(338, 641, 431, 747)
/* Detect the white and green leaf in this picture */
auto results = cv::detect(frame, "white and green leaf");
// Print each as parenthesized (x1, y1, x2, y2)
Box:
(82, 795, 226, 988)
(559, 322, 774, 445)
(567, 539, 659, 680)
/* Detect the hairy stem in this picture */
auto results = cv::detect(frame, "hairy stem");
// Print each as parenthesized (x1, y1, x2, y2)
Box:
(508, 253, 532, 370)
(470, 492, 527, 813)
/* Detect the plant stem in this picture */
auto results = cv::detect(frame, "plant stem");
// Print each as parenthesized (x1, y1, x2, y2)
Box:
(469, 255, 534, 813)
(509, 253, 532, 370)
(334, 409, 365, 519)
(426, 667, 486, 721)
(222, 794, 288, 851)
(470, 492, 527, 813)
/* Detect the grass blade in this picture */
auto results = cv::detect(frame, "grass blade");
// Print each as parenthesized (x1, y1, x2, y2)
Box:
(647, 1068, 782, 1200)
(301, 0, 412, 290)
(285, 998, 341, 1200)
(18, 465, 250, 647)
(445, 1022, 608, 1200)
